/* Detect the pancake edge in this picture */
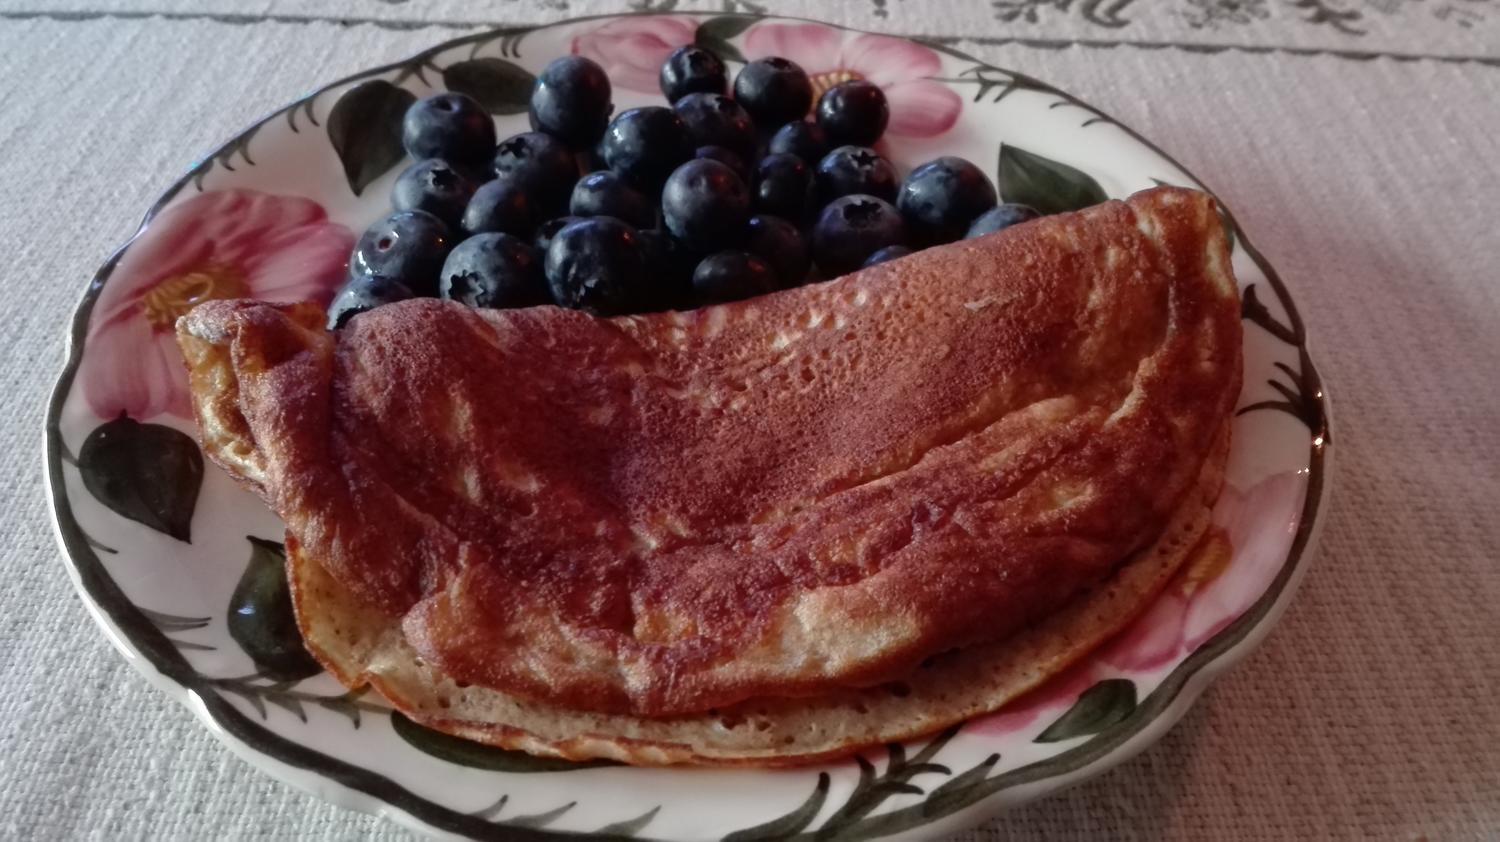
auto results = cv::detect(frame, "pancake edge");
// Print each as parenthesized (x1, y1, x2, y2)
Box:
(286, 424, 1229, 767)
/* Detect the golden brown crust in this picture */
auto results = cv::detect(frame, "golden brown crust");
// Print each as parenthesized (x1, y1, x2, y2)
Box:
(287, 424, 1227, 765)
(180, 186, 1242, 718)
(177, 299, 329, 498)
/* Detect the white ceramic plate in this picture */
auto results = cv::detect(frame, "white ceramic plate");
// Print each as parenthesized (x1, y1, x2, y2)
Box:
(45, 12, 1331, 841)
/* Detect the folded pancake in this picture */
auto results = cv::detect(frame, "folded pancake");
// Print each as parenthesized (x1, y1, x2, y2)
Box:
(178, 186, 1241, 761)
(284, 431, 1226, 765)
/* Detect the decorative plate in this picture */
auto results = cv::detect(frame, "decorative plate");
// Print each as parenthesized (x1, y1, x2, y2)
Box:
(45, 12, 1331, 841)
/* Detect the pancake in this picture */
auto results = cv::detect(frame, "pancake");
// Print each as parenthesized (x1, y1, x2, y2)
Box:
(177, 186, 1241, 755)
(287, 425, 1225, 765)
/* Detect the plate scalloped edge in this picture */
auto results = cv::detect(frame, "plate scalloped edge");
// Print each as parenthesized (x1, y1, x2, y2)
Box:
(43, 11, 1332, 842)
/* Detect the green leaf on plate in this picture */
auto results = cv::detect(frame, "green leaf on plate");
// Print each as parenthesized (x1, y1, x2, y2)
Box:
(327, 79, 416, 196)
(442, 58, 536, 115)
(1035, 678, 1137, 743)
(78, 414, 202, 542)
(694, 15, 755, 64)
(998, 144, 1109, 216)
(390, 711, 617, 772)
(227, 537, 323, 681)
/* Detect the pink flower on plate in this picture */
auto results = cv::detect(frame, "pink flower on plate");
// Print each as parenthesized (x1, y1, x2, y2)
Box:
(1102, 471, 1308, 671)
(742, 23, 962, 138)
(572, 16, 697, 95)
(80, 189, 354, 420)
(966, 470, 1306, 738)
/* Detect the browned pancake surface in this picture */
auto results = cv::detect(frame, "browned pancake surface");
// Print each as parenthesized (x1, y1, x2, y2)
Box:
(179, 186, 1241, 717)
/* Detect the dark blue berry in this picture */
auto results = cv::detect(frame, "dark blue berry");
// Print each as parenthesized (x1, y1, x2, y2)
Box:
(391, 159, 477, 229)
(534, 215, 582, 254)
(659, 45, 727, 103)
(493, 131, 578, 217)
(767, 120, 829, 165)
(439, 232, 548, 309)
(327, 273, 414, 330)
(966, 203, 1042, 239)
(744, 214, 810, 288)
(753, 153, 815, 221)
(585, 138, 610, 173)
(816, 146, 898, 204)
(694, 145, 751, 182)
(569, 171, 655, 230)
(898, 156, 998, 245)
(811, 195, 907, 278)
(529, 56, 613, 147)
(674, 93, 756, 160)
(402, 93, 496, 166)
(601, 107, 692, 192)
(733, 58, 813, 128)
(637, 229, 696, 311)
(693, 251, 778, 305)
(816, 81, 889, 147)
(662, 158, 750, 252)
(350, 210, 453, 297)
(862, 245, 912, 268)
(544, 217, 646, 315)
(462, 179, 537, 238)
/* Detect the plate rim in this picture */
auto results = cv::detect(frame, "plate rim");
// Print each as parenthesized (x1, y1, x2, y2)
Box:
(42, 11, 1333, 841)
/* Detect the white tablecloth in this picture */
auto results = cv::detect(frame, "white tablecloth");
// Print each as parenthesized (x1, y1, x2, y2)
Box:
(2, 0, 1497, 838)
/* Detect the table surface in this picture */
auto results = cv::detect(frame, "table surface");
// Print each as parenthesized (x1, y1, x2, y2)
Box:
(3, 0, 1497, 839)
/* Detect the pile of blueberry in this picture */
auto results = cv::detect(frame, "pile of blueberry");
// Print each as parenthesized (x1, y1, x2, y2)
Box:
(329, 47, 1042, 328)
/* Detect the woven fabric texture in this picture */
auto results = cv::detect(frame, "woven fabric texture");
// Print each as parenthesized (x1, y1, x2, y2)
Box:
(1, 0, 1496, 839)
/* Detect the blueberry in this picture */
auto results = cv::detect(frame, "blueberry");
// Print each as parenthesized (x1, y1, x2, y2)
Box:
(659, 45, 727, 103)
(585, 138, 610, 173)
(744, 214, 810, 288)
(327, 273, 415, 330)
(529, 56, 613, 147)
(462, 179, 537, 238)
(391, 159, 477, 229)
(439, 232, 548, 309)
(637, 229, 696, 311)
(570, 171, 655, 230)
(693, 252, 779, 305)
(662, 158, 751, 252)
(674, 93, 756, 160)
(754, 153, 815, 221)
(544, 217, 647, 315)
(493, 131, 578, 217)
(350, 210, 454, 297)
(601, 107, 692, 192)
(862, 245, 912, 268)
(733, 58, 813, 128)
(402, 93, 496, 166)
(767, 120, 829, 165)
(816, 145, 898, 204)
(816, 81, 889, 147)
(534, 215, 582, 254)
(694, 145, 751, 182)
(966, 203, 1042, 239)
(898, 156, 999, 245)
(811, 195, 907, 278)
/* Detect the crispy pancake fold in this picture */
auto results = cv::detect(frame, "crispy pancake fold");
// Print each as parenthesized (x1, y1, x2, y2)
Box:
(283, 430, 1226, 765)
(178, 187, 1242, 723)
